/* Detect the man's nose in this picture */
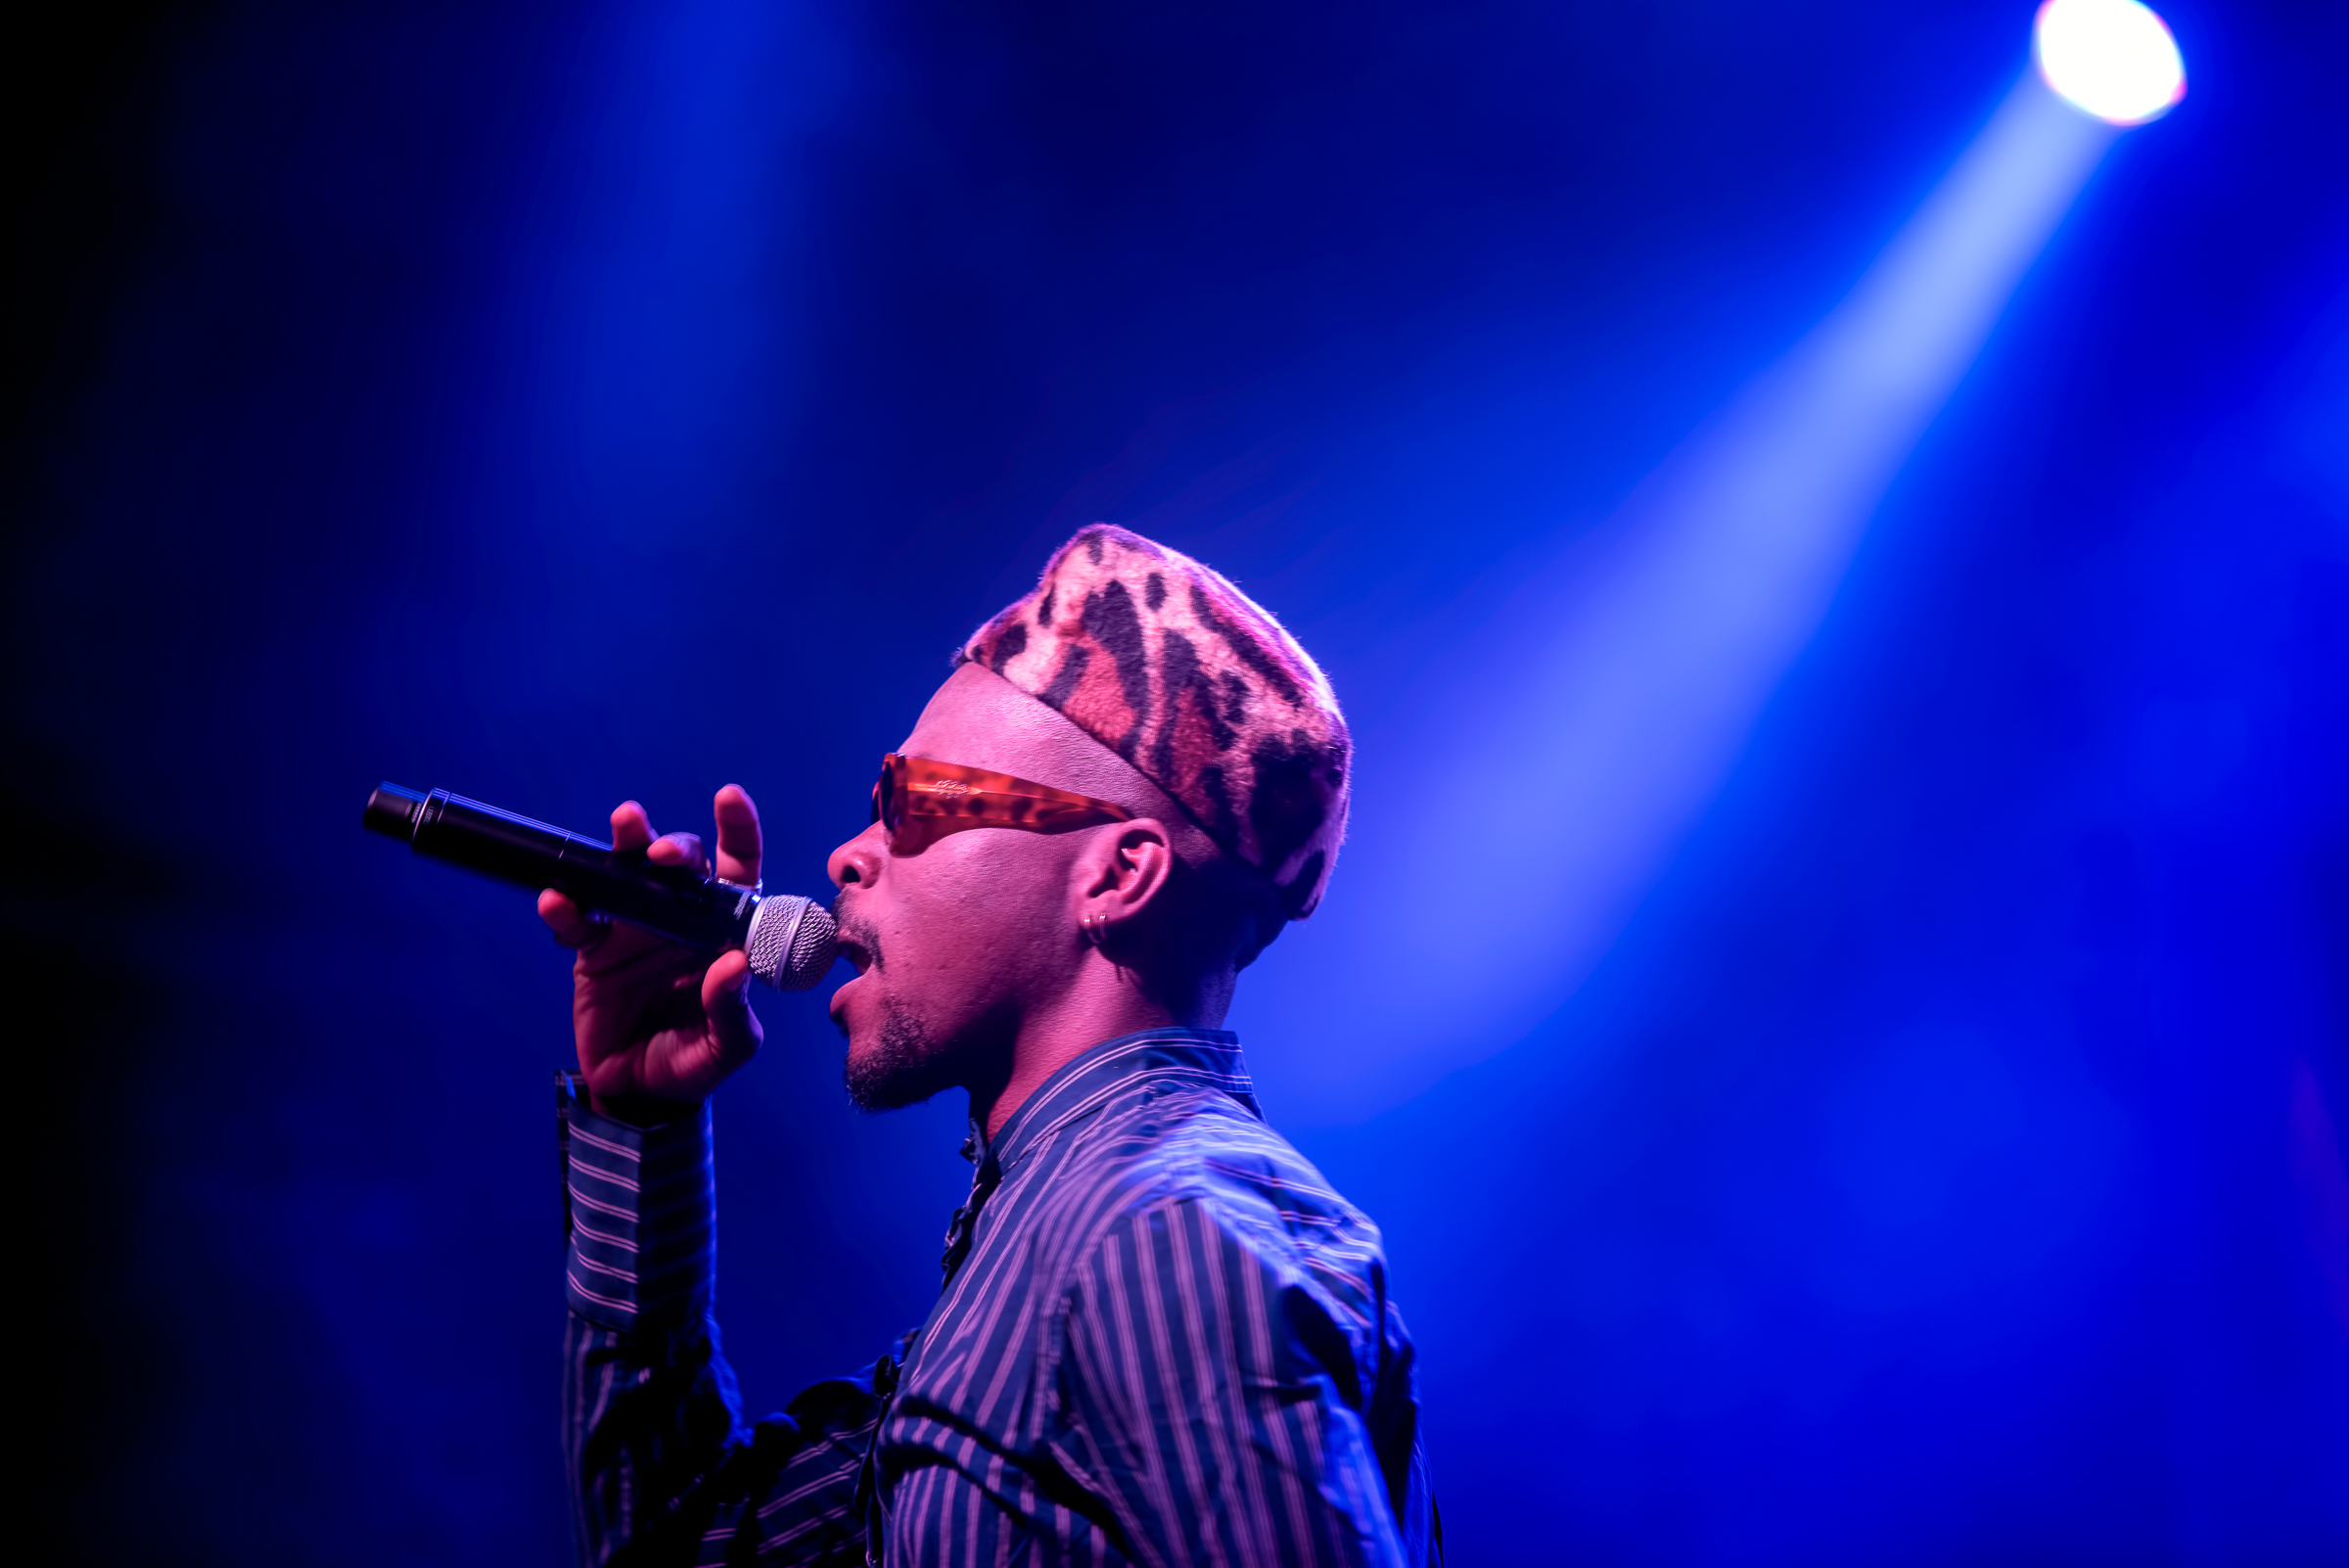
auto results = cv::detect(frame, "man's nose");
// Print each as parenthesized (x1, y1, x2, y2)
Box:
(827, 823, 887, 891)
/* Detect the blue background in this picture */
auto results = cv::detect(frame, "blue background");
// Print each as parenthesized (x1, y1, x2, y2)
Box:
(7, 1, 2344, 1562)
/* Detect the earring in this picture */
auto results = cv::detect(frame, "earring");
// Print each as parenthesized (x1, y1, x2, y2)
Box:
(1081, 913, 1109, 948)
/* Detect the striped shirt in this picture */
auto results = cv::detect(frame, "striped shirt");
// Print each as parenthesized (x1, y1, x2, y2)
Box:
(560, 1028, 1438, 1567)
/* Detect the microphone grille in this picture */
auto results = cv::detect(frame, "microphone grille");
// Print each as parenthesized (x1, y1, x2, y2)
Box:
(745, 895, 839, 992)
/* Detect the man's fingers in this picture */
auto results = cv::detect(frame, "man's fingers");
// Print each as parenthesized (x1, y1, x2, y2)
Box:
(608, 793, 753, 883)
(700, 949, 762, 1068)
(611, 801, 655, 853)
(648, 832, 709, 875)
(538, 889, 610, 949)
(568, 787, 761, 1105)
(714, 785, 761, 886)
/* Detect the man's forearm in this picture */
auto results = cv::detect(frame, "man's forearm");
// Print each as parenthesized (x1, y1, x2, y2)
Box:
(556, 1075, 887, 1568)
(560, 1075, 742, 1564)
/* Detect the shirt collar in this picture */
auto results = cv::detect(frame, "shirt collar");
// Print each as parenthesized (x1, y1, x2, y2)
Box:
(969, 1027, 1258, 1175)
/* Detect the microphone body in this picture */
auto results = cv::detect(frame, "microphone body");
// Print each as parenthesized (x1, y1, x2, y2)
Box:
(363, 782, 837, 991)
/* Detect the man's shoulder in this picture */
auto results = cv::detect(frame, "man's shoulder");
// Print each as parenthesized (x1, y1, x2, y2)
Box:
(1030, 1090, 1405, 1395)
(1033, 1081, 1387, 1290)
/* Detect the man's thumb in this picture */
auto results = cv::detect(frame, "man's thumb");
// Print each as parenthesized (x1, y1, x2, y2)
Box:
(702, 951, 761, 1066)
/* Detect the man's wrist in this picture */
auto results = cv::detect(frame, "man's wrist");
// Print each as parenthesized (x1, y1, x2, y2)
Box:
(587, 1086, 703, 1129)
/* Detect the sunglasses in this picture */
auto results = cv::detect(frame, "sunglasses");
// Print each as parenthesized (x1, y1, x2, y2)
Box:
(870, 753, 1134, 853)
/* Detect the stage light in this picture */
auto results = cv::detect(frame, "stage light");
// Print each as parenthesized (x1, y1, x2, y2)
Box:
(1242, 71, 2124, 1124)
(2034, 0, 2186, 126)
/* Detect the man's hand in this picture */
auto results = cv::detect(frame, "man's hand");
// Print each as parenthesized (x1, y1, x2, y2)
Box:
(539, 785, 765, 1124)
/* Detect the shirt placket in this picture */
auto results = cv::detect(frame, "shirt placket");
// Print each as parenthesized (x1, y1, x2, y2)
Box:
(856, 1127, 1005, 1566)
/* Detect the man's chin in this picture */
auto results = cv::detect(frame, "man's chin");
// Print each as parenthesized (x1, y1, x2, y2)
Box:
(842, 1003, 956, 1114)
(844, 1051, 956, 1114)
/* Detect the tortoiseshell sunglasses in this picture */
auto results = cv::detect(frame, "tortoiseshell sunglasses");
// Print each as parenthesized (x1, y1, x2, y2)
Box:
(870, 753, 1134, 853)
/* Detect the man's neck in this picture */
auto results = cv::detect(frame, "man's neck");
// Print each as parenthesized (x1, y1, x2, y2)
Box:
(971, 963, 1223, 1141)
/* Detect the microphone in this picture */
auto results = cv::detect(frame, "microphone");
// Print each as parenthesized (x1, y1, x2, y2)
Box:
(362, 782, 838, 991)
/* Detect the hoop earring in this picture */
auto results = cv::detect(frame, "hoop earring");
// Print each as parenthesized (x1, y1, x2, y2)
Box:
(1080, 912, 1110, 949)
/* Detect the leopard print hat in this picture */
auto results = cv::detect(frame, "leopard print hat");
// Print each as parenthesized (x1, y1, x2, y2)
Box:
(957, 525, 1350, 918)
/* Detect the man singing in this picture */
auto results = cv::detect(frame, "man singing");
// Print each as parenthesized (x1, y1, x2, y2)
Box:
(543, 525, 1436, 1566)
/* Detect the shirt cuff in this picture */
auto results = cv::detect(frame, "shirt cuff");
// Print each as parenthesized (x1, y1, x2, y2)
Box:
(558, 1071, 716, 1332)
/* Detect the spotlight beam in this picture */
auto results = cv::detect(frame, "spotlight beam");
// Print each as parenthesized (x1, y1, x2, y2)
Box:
(1246, 75, 2125, 1124)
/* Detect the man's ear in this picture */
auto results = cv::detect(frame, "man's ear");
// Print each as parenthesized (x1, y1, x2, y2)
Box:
(1075, 819, 1177, 928)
